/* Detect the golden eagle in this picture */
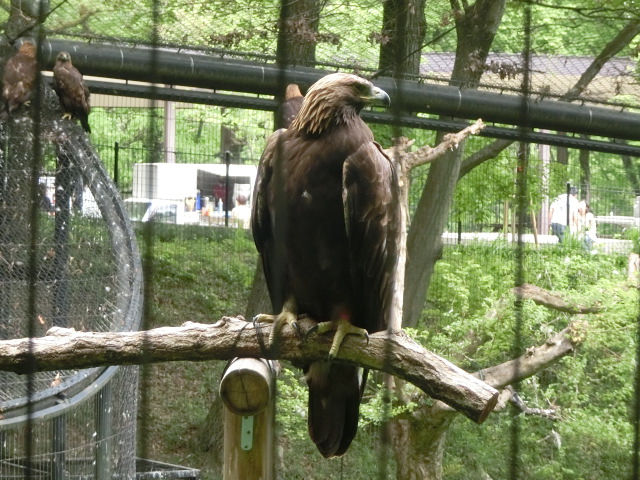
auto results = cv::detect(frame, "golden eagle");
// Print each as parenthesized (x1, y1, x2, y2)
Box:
(252, 73, 400, 457)
(53, 51, 91, 133)
(277, 83, 304, 128)
(2, 41, 38, 113)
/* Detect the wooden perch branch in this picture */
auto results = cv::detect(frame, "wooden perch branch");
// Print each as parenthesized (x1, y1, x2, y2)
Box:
(0, 316, 499, 424)
(514, 283, 602, 314)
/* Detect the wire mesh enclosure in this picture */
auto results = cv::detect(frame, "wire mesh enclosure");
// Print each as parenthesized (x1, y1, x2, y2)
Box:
(0, 64, 142, 478)
(0, 1, 639, 479)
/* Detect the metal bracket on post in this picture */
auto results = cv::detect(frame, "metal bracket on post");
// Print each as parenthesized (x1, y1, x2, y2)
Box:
(241, 415, 254, 451)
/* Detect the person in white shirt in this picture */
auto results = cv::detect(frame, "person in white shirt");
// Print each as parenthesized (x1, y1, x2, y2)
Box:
(549, 186, 579, 243)
(231, 194, 251, 229)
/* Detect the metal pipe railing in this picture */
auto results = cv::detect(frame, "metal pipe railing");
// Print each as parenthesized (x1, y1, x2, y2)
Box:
(39, 39, 640, 143)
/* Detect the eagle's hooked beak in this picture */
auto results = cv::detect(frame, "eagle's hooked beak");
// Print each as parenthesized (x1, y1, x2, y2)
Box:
(368, 86, 391, 108)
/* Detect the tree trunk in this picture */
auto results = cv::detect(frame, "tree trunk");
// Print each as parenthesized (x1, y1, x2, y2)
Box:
(403, 143, 462, 329)
(379, 0, 427, 77)
(391, 410, 455, 480)
(397, 2, 506, 477)
(402, 0, 506, 328)
(619, 142, 640, 196)
(276, 0, 321, 67)
(578, 145, 591, 203)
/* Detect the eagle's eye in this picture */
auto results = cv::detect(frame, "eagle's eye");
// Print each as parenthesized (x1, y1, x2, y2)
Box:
(353, 82, 370, 95)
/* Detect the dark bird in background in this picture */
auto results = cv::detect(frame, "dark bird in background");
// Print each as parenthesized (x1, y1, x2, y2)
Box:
(2, 41, 38, 113)
(277, 83, 304, 128)
(53, 51, 91, 133)
(252, 73, 400, 457)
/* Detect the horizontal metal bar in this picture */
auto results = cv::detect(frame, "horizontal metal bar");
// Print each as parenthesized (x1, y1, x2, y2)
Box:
(41, 39, 640, 142)
(79, 79, 640, 157)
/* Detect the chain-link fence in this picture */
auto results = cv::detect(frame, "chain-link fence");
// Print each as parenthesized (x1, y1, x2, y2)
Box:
(0, 1, 639, 479)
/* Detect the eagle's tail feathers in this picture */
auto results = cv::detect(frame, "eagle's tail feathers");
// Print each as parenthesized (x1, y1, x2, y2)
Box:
(80, 116, 91, 133)
(307, 362, 364, 458)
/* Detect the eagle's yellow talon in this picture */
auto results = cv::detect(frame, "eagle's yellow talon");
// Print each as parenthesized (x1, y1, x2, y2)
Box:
(307, 318, 369, 359)
(254, 297, 300, 348)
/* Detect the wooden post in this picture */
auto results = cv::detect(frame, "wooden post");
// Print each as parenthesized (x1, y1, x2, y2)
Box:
(503, 201, 509, 240)
(220, 357, 277, 480)
(628, 252, 639, 285)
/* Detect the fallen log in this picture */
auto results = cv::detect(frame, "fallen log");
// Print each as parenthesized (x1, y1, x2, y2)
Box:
(0, 316, 498, 424)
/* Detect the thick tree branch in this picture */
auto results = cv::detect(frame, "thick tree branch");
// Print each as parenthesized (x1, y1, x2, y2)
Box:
(458, 138, 512, 179)
(476, 320, 585, 390)
(0, 316, 499, 424)
(456, 19, 639, 175)
(560, 18, 640, 102)
(47, 7, 100, 35)
(415, 319, 585, 421)
(513, 283, 602, 314)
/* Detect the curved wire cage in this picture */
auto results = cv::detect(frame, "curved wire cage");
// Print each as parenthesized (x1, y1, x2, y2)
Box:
(0, 88, 143, 478)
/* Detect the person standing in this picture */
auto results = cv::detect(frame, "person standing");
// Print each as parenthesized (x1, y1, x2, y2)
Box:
(231, 194, 251, 229)
(577, 200, 597, 251)
(549, 186, 579, 243)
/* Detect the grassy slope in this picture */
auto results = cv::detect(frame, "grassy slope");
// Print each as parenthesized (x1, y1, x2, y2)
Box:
(135, 226, 257, 478)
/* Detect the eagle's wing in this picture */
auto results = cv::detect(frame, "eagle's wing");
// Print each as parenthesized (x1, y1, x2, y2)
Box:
(82, 79, 91, 113)
(52, 63, 63, 97)
(342, 141, 400, 332)
(252, 128, 287, 313)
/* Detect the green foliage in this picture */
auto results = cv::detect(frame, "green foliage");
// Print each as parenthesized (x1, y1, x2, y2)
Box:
(420, 242, 637, 480)
(623, 227, 640, 253)
(132, 218, 639, 480)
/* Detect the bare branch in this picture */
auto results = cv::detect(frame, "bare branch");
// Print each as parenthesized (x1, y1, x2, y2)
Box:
(384, 118, 485, 172)
(513, 283, 602, 314)
(0, 316, 499, 424)
(509, 388, 560, 420)
(423, 320, 586, 419)
(477, 320, 586, 390)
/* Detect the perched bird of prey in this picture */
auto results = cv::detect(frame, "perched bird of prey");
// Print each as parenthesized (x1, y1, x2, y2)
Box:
(252, 73, 400, 458)
(2, 41, 38, 113)
(277, 83, 304, 128)
(53, 51, 91, 133)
